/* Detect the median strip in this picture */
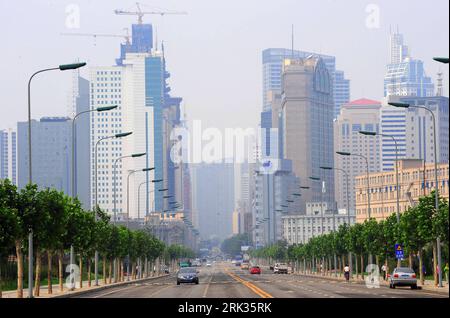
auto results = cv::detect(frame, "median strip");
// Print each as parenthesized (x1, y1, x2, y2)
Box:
(226, 271, 273, 298)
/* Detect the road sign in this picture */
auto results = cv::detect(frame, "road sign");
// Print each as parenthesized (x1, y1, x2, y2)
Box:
(395, 244, 404, 259)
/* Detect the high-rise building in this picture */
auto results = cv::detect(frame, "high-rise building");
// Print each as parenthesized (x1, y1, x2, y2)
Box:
(380, 103, 407, 171)
(253, 159, 299, 247)
(281, 57, 335, 209)
(190, 163, 235, 240)
(334, 70, 351, 118)
(262, 48, 349, 118)
(384, 31, 434, 98)
(334, 98, 382, 214)
(18, 118, 72, 193)
(116, 24, 153, 66)
(0, 128, 17, 184)
(399, 96, 449, 164)
(74, 75, 91, 209)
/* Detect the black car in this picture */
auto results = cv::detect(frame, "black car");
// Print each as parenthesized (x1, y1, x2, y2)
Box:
(177, 267, 199, 285)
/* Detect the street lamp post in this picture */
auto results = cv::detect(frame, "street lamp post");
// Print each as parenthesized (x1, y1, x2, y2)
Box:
(389, 101, 443, 287)
(27, 62, 86, 298)
(138, 179, 163, 224)
(126, 168, 154, 281)
(112, 153, 146, 223)
(321, 166, 351, 278)
(309, 177, 323, 236)
(94, 131, 132, 285)
(71, 105, 117, 287)
(358, 131, 400, 266)
(337, 150, 373, 270)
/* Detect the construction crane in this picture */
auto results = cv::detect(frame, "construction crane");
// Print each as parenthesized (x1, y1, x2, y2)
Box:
(61, 29, 131, 45)
(114, 2, 187, 24)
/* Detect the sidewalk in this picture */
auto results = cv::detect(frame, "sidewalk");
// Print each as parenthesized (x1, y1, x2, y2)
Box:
(289, 270, 449, 295)
(1, 273, 168, 298)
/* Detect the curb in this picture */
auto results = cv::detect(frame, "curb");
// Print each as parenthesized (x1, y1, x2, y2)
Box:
(52, 274, 170, 298)
(290, 272, 449, 295)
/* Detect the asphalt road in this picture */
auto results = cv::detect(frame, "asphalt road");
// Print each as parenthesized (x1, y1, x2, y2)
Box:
(75, 262, 448, 298)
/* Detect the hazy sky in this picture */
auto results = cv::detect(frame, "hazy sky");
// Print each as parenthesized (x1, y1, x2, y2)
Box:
(1, 0, 449, 132)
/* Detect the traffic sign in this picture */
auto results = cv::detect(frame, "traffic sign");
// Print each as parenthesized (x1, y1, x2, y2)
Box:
(395, 244, 404, 259)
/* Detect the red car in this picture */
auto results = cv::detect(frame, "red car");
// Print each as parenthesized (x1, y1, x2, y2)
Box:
(249, 266, 261, 274)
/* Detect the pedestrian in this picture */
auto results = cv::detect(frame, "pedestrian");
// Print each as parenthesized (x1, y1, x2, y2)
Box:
(422, 264, 427, 277)
(381, 264, 387, 281)
(444, 263, 449, 285)
(344, 264, 350, 282)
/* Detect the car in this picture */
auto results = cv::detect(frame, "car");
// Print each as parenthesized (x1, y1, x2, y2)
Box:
(206, 262, 212, 267)
(249, 266, 261, 275)
(389, 267, 418, 289)
(177, 267, 199, 285)
(240, 262, 249, 270)
(231, 260, 237, 265)
(273, 263, 288, 274)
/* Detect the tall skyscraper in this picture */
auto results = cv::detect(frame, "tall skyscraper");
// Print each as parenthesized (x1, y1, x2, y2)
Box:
(75, 75, 91, 209)
(334, 70, 351, 118)
(281, 57, 335, 208)
(380, 103, 407, 171)
(18, 118, 72, 193)
(253, 159, 298, 247)
(384, 31, 434, 97)
(190, 163, 235, 240)
(262, 48, 349, 117)
(116, 24, 153, 66)
(399, 95, 449, 164)
(334, 98, 382, 214)
(0, 128, 17, 184)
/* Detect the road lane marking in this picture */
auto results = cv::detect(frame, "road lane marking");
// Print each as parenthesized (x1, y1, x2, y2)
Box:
(202, 271, 214, 298)
(93, 285, 139, 298)
(225, 270, 273, 298)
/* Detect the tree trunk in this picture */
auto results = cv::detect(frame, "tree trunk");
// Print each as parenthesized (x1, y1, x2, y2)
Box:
(360, 254, 364, 280)
(47, 251, 52, 295)
(87, 258, 91, 287)
(58, 251, 63, 292)
(433, 243, 438, 286)
(341, 255, 345, 277)
(79, 256, 83, 289)
(0, 262, 3, 298)
(108, 259, 112, 284)
(15, 240, 23, 298)
(408, 253, 413, 268)
(375, 255, 379, 268)
(355, 254, 359, 280)
(131, 261, 136, 280)
(418, 248, 424, 285)
(34, 249, 41, 296)
(103, 256, 107, 285)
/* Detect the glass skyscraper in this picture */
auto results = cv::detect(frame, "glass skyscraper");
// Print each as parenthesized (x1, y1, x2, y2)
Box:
(384, 31, 434, 97)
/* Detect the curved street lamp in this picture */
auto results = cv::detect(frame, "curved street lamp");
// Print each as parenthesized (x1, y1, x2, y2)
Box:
(389, 100, 443, 287)
(27, 62, 86, 298)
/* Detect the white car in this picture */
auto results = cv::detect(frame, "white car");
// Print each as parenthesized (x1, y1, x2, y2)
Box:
(273, 263, 288, 274)
(206, 262, 212, 267)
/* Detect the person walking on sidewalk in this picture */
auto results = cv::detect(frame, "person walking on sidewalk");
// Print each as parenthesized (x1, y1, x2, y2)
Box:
(381, 264, 387, 281)
(344, 264, 350, 282)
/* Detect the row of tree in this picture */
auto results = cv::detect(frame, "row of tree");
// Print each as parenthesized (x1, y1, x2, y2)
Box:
(251, 192, 449, 285)
(0, 179, 194, 298)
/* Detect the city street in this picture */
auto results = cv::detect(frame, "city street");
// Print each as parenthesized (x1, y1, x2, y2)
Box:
(73, 263, 448, 298)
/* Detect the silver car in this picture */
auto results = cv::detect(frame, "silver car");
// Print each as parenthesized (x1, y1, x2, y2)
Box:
(389, 267, 418, 289)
